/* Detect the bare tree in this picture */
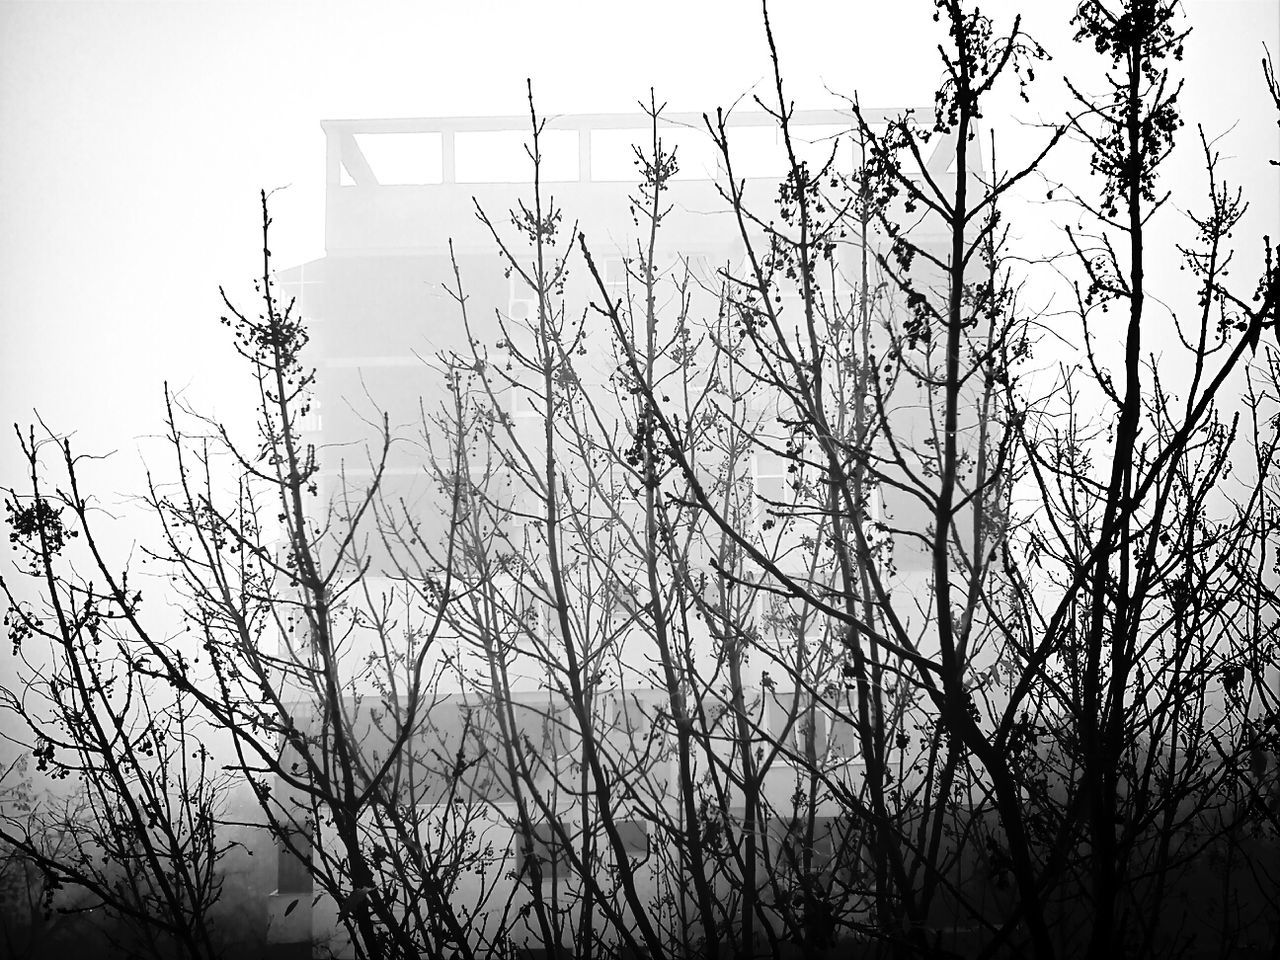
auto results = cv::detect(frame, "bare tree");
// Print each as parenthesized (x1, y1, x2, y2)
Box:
(0, 430, 232, 960)
(4, 4, 1278, 960)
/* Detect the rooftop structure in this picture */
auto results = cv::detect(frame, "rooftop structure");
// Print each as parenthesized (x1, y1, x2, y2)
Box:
(277, 107, 973, 560)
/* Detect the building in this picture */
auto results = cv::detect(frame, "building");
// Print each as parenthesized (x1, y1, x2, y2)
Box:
(267, 108, 976, 959)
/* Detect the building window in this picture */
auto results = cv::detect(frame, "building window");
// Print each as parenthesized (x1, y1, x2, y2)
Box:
(516, 822, 567, 885)
(277, 825, 313, 894)
(603, 255, 629, 298)
(603, 575, 644, 626)
(771, 815, 862, 888)
(504, 275, 543, 419)
(767, 688, 859, 765)
(612, 819, 648, 857)
(752, 450, 812, 577)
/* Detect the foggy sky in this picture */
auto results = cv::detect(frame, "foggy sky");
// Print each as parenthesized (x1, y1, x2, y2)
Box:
(0, 0, 1275, 517)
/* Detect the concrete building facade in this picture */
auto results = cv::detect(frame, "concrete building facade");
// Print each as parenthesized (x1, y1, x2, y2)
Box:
(267, 108, 973, 959)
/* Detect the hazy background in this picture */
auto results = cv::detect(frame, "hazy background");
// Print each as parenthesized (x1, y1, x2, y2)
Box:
(0, 0, 1275, 525)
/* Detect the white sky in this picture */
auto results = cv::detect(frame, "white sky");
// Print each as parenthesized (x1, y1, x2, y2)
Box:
(0, 0, 1275, 498)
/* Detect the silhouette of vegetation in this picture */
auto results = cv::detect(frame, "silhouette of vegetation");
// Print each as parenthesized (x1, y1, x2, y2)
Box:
(1, 2, 1278, 959)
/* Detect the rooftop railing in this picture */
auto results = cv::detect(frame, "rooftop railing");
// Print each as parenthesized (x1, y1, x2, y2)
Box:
(320, 108, 946, 188)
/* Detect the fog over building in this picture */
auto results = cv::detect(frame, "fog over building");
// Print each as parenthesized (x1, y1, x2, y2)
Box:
(2, 3, 1276, 958)
(266, 108, 974, 958)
